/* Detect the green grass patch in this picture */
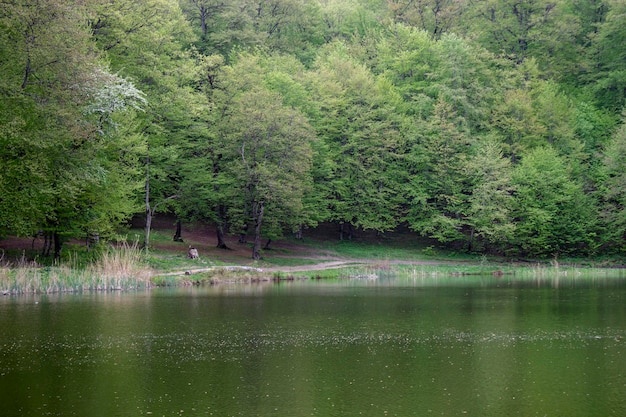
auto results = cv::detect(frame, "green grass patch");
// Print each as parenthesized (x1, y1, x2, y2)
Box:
(145, 252, 217, 272)
(297, 237, 479, 263)
(143, 229, 179, 245)
(258, 257, 324, 267)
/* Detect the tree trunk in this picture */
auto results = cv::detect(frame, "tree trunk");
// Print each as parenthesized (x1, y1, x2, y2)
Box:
(200, 5, 207, 38)
(42, 231, 52, 257)
(238, 225, 248, 244)
(53, 232, 62, 261)
(252, 201, 264, 260)
(216, 224, 231, 249)
(32, 230, 43, 250)
(264, 239, 272, 250)
(143, 156, 179, 249)
(173, 219, 183, 242)
(144, 154, 151, 249)
(145, 207, 152, 249)
(339, 222, 352, 240)
(86, 232, 100, 251)
(21, 56, 31, 89)
(215, 205, 231, 249)
(468, 227, 475, 253)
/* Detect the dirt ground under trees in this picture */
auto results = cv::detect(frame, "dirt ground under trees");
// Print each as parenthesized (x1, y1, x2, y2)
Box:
(1, 216, 449, 272)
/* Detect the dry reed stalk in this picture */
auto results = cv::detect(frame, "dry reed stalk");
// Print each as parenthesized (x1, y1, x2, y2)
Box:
(86, 242, 153, 290)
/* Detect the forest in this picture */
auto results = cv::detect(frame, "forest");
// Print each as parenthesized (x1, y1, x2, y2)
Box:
(1, 0, 625, 260)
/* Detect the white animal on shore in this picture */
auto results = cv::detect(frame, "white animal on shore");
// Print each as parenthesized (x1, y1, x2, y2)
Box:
(188, 246, 199, 259)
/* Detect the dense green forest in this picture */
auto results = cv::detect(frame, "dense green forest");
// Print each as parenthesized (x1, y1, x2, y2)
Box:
(1, 0, 625, 260)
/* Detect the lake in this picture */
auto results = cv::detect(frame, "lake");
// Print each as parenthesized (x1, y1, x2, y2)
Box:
(1, 273, 626, 416)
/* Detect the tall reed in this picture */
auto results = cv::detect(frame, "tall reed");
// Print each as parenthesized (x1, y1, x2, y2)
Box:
(84, 241, 152, 290)
(0, 242, 153, 294)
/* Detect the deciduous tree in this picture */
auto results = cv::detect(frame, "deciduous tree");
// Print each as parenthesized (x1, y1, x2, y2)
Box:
(405, 97, 472, 244)
(308, 46, 408, 237)
(511, 146, 597, 257)
(224, 88, 315, 259)
(598, 113, 626, 252)
(0, 0, 145, 257)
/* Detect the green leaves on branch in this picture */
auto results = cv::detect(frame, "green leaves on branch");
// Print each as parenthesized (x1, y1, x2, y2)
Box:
(2, 0, 624, 260)
(511, 147, 596, 256)
(0, 0, 146, 249)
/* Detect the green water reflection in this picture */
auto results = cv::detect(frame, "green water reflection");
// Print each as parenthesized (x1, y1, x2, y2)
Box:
(1, 275, 625, 416)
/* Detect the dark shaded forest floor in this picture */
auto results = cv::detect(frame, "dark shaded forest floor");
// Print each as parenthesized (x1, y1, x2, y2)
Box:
(1, 216, 457, 272)
(143, 217, 456, 273)
(4, 216, 622, 273)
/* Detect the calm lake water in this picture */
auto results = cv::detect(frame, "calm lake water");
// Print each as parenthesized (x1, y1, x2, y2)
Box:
(1, 274, 626, 417)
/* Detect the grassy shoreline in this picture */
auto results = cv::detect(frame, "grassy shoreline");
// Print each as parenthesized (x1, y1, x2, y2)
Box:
(2, 233, 625, 294)
(1, 243, 152, 295)
(4, 260, 623, 296)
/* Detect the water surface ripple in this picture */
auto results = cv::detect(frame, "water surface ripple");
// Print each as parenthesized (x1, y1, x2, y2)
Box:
(1, 276, 625, 416)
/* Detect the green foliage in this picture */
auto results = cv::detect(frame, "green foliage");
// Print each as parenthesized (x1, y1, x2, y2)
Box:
(586, 0, 626, 110)
(466, 0, 571, 65)
(181, 51, 317, 257)
(0, 0, 145, 246)
(511, 147, 597, 257)
(388, 0, 466, 40)
(465, 139, 515, 250)
(406, 97, 472, 243)
(308, 45, 409, 234)
(597, 114, 626, 252)
(2, 0, 625, 259)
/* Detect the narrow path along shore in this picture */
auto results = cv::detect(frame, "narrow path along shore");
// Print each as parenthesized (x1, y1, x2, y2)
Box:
(152, 259, 455, 278)
(152, 260, 365, 277)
